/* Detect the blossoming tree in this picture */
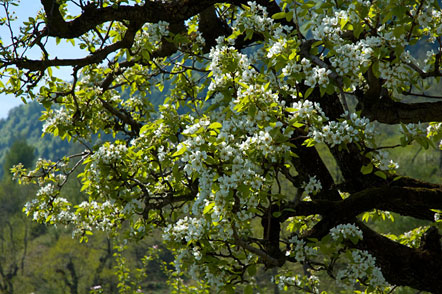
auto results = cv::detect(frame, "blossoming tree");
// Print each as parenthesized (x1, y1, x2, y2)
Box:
(1, 0, 442, 292)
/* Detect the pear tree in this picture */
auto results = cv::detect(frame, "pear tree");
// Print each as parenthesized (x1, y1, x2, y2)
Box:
(1, 0, 442, 292)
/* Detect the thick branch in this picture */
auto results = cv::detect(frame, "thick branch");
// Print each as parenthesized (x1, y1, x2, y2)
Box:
(40, 0, 232, 38)
(359, 97, 442, 124)
(283, 185, 442, 223)
(356, 222, 442, 293)
(357, 65, 442, 123)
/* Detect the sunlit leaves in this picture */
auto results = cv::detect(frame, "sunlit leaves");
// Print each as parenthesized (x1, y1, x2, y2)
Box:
(2, 0, 442, 292)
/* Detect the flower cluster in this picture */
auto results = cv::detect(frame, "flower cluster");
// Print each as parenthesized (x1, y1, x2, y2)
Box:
(171, 247, 228, 290)
(288, 99, 328, 123)
(71, 200, 118, 235)
(274, 274, 320, 293)
(284, 57, 332, 88)
(336, 250, 388, 289)
(24, 194, 75, 226)
(304, 65, 332, 88)
(235, 1, 274, 33)
(208, 44, 256, 92)
(163, 216, 207, 243)
(281, 58, 302, 78)
(92, 142, 128, 165)
(286, 235, 317, 262)
(427, 122, 442, 137)
(330, 41, 373, 89)
(42, 107, 71, 134)
(330, 223, 363, 242)
(379, 59, 415, 94)
(267, 39, 286, 59)
(36, 183, 57, 198)
(180, 110, 274, 222)
(302, 176, 322, 196)
(372, 150, 399, 171)
(426, 122, 442, 149)
(311, 10, 348, 43)
(414, 4, 442, 42)
(144, 21, 169, 44)
(400, 122, 427, 145)
(399, 227, 427, 248)
(310, 112, 375, 147)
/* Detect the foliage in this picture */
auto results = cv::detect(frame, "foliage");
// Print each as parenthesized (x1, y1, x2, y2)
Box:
(2, 138, 35, 178)
(1, 0, 442, 293)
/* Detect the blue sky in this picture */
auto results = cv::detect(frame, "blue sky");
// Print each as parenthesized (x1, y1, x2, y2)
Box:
(0, 1, 81, 119)
(0, 1, 40, 118)
(0, 96, 23, 119)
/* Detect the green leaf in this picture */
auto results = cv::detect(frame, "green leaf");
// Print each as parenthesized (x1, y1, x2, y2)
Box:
(362, 212, 371, 222)
(353, 23, 364, 38)
(248, 103, 257, 117)
(208, 122, 222, 129)
(292, 121, 304, 128)
(172, 144, 187, 157)
(285, 11, 293, 22)
(304, 87, 314, 98)
(245, 29, 254, 40)
(244, 285, 254, 294)
(371, 61, 380, 79)
(139, 124, 150, 135)
(415, 136, 429, 149)
(141, 50, 150, 61)
(374, 170, 387, 180)
(360, 163, 373, 175)
(247, 264, 257, 277)
(272, 211, 282, 218)
(303, 138, 316, 147)
(300, 22, 312, 34)
(203, 202, 215, 215)
(400, 136, 408, 147)
(382, 10, 394, 24)
(289, 49, 297, 60)
(272, 12, 286, 20)
(302, 2, 316, 8)
(340, 17, 348, 30)
(224, 284, 235, 294)
(349, 236, 359, 245)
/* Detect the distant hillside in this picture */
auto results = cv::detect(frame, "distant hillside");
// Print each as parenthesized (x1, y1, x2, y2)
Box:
(0, 102, 72, 177)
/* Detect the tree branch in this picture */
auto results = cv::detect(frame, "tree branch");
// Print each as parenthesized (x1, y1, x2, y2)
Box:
(40, 0, 233, 39)
(232, 229, 283, 268)
(359, 96, 442, 124)
(7, 20, 141, 71)
(356, 222, 442, 292)
(282, 184, 442, 223)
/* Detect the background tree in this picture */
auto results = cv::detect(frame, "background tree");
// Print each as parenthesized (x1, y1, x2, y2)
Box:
(0, 139, 36, 293)
(0, 102, 73, 179)
(2, 139, 35, 180)
(1, 0, 442, 293)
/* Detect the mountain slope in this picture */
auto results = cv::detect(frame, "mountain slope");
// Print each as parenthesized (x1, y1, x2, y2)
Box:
(0, 102, 72, 177)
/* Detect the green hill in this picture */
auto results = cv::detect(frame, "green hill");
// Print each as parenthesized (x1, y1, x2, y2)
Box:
(0, 102, 72, 177)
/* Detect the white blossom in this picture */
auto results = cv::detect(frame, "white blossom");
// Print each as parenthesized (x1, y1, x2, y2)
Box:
(330, 223, 363, 242)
